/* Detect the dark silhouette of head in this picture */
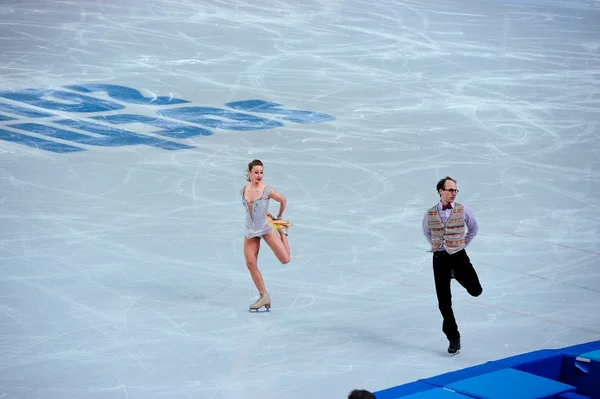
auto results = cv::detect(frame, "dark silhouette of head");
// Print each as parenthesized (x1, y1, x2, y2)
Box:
(348, 389, 376, 399)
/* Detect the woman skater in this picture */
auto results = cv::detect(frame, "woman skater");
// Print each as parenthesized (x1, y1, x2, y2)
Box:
(241, 159, 291, 311)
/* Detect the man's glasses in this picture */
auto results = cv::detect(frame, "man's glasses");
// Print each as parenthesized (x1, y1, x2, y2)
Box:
(443, 189, 459, 194)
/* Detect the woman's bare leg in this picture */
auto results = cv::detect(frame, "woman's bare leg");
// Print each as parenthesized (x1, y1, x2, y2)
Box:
(263, 230, 290, 264)
(281, 232, 290, 257)
(243, 237, 265, 294)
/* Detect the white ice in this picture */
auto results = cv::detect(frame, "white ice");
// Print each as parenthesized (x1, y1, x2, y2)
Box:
(1, 0, 599, 398)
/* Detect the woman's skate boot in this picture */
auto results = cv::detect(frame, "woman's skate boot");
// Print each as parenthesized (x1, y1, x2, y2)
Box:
(249, 292, 271, 312)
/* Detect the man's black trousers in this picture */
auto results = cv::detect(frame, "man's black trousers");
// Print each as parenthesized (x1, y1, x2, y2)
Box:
(433, 249, 483, 341)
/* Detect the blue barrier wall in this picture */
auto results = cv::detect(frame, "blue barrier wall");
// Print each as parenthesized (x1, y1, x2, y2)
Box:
(374, 340, 600, 399)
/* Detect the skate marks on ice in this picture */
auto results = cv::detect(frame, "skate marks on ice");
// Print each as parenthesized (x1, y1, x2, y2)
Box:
(2, 0, 600, 399)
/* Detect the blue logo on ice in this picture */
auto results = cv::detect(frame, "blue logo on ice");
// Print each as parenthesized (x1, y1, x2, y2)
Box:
(0, 84, 335, 153)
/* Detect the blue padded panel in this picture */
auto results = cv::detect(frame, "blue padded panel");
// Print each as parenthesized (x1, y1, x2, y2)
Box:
(424, 350, 560, 388)
(446, 368, 576, 399)
(398, 387, 473, 399)
(492, 349, 560, 369)
(577, 350, 600, 362)
(511, 353, 565, 381)
(559, 341, 600, 358)
(374, 381, 437, 399)
(422, 361, 508, 387)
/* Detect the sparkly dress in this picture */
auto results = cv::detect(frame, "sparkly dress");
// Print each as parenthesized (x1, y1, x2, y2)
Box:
(242, 185, 274, 239)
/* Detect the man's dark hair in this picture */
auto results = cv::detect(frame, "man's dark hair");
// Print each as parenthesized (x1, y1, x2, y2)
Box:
(436, 176, 456, 194)
(348, 389, 376, 399)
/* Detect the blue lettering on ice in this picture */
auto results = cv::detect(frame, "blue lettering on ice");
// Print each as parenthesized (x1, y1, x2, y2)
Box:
(90, 114, 213, 138)
(53, 119, 193, 150)
(0, 84, 335, 153)
(0, 102, 55, 118)
(0, 128, 84, 153)
(64, 84, 189, 106)
(11, 121, 192, 151)
(225, 100, 335, 124)
(0, 89, 124, 113)
(159, 106, 284, 131)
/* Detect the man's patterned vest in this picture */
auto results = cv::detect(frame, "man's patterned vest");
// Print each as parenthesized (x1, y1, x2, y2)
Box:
(427, 203, 465, 254)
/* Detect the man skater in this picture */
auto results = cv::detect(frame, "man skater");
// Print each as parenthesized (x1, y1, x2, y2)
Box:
(422, 176, 483, 355)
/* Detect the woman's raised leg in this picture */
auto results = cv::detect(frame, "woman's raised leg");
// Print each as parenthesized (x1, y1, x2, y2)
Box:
(263, 230, 290, 264)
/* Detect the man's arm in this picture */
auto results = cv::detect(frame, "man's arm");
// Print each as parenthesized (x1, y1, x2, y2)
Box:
(422, 211, 432, 244)
(464, 205, 478, 246)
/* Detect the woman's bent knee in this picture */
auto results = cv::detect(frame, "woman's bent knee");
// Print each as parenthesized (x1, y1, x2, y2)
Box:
(246, 262, 258, 271)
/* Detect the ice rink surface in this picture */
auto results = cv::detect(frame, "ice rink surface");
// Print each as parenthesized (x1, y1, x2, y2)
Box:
(1, 0, 599, 398)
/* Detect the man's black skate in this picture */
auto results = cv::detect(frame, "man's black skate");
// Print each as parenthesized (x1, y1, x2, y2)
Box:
(448, 338, 461, 355)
